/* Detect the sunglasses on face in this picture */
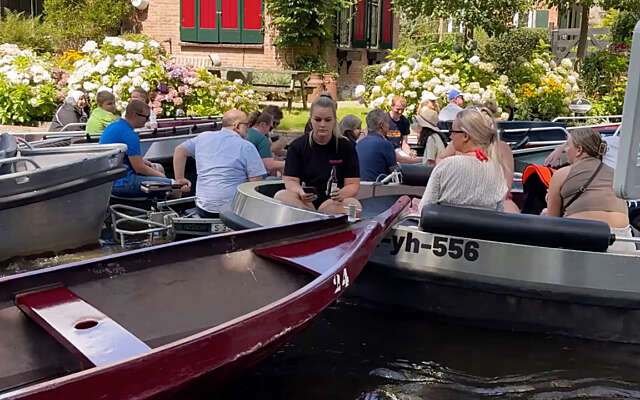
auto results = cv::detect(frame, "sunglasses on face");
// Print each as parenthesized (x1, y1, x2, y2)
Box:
(136, 112, 150, 121)
(449, 129, 466, 135)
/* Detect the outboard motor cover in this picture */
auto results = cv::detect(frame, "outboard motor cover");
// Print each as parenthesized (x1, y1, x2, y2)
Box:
(420, 204, 612, 252)
(0, 133, 17, 175)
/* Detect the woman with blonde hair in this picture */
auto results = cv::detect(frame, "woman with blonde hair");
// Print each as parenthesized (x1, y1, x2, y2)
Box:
(544, 127, 635, 253)
(419, 106, 508, 211)
(275, 96, 361, 214)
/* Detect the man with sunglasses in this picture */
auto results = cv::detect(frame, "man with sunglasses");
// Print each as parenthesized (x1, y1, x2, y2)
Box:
(173, 109, 266, 217)
(99, 100, 173, 197)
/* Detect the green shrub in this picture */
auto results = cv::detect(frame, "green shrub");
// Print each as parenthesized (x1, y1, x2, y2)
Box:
(362, 64, 383, 88)
(581, 49, 628, 97)
(590, 77, 627, 116)
(611, 11, 638, 44)
(0, 9, 52, 54)
(482, 28, 550, 73)
(43, 0, 134, 51)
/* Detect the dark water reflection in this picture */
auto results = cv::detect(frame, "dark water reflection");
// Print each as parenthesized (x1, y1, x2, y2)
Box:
(215, 299, 640, 400)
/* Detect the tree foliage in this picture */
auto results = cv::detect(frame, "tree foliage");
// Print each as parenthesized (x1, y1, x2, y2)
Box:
(42, 0, 133, 51)
(393, 0, 533, 37)
(265, 0, 354, 48)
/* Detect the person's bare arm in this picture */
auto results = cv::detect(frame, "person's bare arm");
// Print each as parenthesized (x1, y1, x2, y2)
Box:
(544, 143, 567, 167)
(129, 155, 165, 177)
(262, 158, 285, 174)
(544, 167, 570, 217)
(283, 175, 315, 203)
(249, 176, 264, 182)
(172, 145, 192, 191)
(270, 137, 287, 157)
(401, 136, 415, 157)
(331, 177, 360, 201)
(395, 149, 421, 164)
(435, 142, 457, 164)
(498, 141, 515, 188)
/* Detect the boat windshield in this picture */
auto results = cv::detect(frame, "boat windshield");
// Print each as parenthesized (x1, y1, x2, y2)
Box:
(614, 20, 640, 199)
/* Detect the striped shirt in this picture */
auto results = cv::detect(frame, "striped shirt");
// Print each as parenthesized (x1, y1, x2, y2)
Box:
(419, 155, 507, 212)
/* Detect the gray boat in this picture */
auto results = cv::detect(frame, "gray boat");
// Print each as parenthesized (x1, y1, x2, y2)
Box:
(0, 136, 127, 263)
(221, 37, 640, 344)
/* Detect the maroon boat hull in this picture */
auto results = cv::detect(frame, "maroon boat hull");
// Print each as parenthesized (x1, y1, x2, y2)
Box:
(1, 197, 410, 400)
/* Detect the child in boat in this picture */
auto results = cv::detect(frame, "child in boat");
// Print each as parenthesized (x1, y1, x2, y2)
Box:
(85, 91, 119, 135)
(419, 106, 508, 211)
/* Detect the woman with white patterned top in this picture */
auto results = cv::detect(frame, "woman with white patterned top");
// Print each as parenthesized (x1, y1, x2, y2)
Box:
(419, 106, 508, 212)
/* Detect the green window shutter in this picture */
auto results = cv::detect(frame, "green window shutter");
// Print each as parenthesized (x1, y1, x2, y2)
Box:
(181, 0, 198, 42)
(535, 10, 549, 29)
(219, 0, 242, 43)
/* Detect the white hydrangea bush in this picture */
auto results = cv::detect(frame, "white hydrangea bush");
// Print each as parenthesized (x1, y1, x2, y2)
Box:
(68, 36, 263, 117)
(0, 44, 58, 124)
(360, 48, 584, 121)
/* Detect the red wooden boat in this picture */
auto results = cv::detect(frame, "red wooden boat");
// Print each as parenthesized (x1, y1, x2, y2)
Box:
(0, 196, 408, 400)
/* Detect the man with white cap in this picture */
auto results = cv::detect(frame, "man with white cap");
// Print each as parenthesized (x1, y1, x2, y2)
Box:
(419, 91, 440, 114)
(49, 90, 88, 132)
(439, 89, 464, 122)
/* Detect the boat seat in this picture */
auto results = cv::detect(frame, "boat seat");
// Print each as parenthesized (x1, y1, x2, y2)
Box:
(0, 133, 17, 175)
(360, 195, 402, 219)
(255, 182, 285, 199)
(420, 204, 613, 252)
(399, 164, 433, 187)
(16, 287, 150, 368)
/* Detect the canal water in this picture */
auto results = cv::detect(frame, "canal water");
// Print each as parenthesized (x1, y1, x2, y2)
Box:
(215, 299, 640, 400)
(6, 247, 640, 399)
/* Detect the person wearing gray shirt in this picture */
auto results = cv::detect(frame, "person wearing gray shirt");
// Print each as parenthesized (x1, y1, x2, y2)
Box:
(439, 89, 465, 122)
(173, 109, 266, 217)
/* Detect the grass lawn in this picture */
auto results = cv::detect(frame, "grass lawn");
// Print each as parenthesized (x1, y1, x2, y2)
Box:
(278, 107, 371, 132)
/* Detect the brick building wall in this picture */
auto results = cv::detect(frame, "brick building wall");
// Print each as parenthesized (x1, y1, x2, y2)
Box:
(137, 1, 398, 98)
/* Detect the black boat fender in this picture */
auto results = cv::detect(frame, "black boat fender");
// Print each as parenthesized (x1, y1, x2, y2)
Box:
(420, 204, 613, 252)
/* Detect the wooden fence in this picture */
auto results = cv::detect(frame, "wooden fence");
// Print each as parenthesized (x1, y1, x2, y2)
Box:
(551, 28, 609, 59)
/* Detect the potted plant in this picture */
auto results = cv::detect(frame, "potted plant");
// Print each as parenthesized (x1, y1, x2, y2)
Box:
(294, 54, 330, 102)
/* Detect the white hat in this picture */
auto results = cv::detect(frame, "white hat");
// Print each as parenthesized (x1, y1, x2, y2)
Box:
(423, 91, 438, 101)
(67, 90, 85, 102)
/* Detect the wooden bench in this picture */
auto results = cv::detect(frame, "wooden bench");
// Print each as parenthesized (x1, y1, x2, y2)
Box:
(16, 287, 150, 368)
(208, 67, 312, 110)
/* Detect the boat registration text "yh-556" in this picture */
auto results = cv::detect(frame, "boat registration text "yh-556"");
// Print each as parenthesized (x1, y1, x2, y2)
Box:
(382, 232, 480, 262)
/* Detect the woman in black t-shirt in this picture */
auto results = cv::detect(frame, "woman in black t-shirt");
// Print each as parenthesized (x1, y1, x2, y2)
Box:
(275, 96, 361, 215)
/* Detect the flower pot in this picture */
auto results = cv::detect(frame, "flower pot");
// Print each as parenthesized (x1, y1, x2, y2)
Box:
(306, 73, 325, 103)
(323, 73, 338, 101)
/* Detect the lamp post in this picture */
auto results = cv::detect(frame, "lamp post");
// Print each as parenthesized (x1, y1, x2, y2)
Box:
(568, 97, 592, 115)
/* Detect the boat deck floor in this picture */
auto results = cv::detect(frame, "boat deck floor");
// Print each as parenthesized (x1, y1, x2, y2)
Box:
(0, 250, 312, 393)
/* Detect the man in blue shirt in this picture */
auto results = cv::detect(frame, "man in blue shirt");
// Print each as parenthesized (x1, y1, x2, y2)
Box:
(99, 100, 172, 197)
(173, 109, 267, 217)
(356, 109, 398, 182)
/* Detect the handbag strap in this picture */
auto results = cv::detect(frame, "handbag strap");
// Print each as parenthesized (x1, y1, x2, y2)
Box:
(563, 161, 604, 212)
